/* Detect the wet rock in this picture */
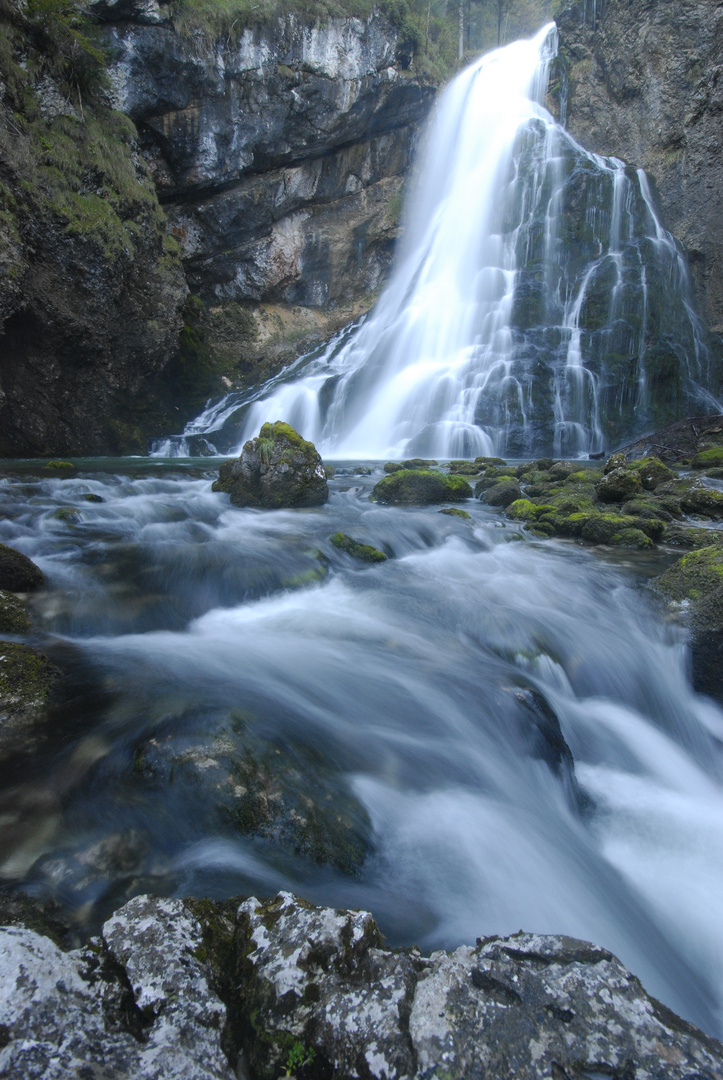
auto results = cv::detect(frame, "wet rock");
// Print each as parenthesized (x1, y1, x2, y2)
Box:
(680, 486, 723, 519)
(2, 892, 722, 1080)
(372, 470, 472, 505)
(212, 422, 328, 509)
(0, 592, 31, 634)
(596, 467, 644, 503)
(448, 460, 482, 475)
(480, 478, 522, 507)
(691, 448, 723, 470)
(0, 545, 44, 592)
(438, 507, 471, 519)
(330, 533, 387, 563)
(0, 895, 233, 1079)
(654, 545, 723, 699)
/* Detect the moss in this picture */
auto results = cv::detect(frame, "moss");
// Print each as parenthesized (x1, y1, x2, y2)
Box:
(438, 507, 471, 519)
(372, 470, 472, 506)
(690, 448, 723, 470)
(628, 456, 677, 490)
(506, 499, 540, 523)
(448, 460, 482, 475)
(0, 591, 31, 634)
(330, 532, 387, 563)
(52, 506, 80, 522)
(657, 545, 723, 603)
(0, 641, 59, 712)
(44, 459, 74, 470)
(479, 479, 522, 507)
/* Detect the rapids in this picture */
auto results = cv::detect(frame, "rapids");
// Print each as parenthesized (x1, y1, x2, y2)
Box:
(1, 460, 723, 1040)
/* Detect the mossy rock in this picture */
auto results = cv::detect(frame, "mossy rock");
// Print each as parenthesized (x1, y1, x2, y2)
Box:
(656, 545, 723, 607)
(596, 468, 644, 503)
(629, 456, 677, 490)
(448, 461, 482, 475)
(330, 533, 387, 563)
(212, 422, 328, 510)
(664, 525, 723, 549)
(83, 493, 104, 503)
(0, 642, 60, 717)
(403, 458, 438, 469)
(372, 470, 472, 506)
(622, 498, 675, 523)
(43, 461, 75, 471)
(383, 462, 403, 473)
(690, 448, 723, 470)
(680, 487, 723, 519)
(506, 499, 540, 523)
(438, 507, 471, 519)
(0, 544, 44, 592)
(481, 479, 522, 508)
(53, 506, 81, 523)
(475, 456, 507, 467)
(0, 592, 30, 634)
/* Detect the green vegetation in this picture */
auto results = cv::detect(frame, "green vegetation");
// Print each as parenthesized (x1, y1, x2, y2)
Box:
(330, 532, 388, 562)
(171, 0, 555, 79)
(284, 1042, 316, 1076)
(372, 468, 472, 505)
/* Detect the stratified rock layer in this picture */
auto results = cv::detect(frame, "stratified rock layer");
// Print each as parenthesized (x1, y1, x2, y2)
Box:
(1, 891, 722, 1080)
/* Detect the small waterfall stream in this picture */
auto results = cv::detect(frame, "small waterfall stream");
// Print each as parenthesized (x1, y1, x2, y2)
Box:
(154, 22, 718, 460)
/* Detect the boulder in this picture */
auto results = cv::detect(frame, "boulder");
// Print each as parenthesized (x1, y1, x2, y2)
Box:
(654, 545, 723, 699)
(0, 642, 60, 755)
(212, 422, 328, 509)
(2, 892, 721, 1080)
(0, 545, 44, 592)
(596, 467, 644, 503)
(480, 478, 522, 507)
(0, 591, 31, 634)
(372, 470, 472, 505)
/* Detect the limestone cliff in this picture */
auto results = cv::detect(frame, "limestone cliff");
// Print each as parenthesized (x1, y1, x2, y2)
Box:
(102, 5, 437, 390)
(555, 0, 723, 339)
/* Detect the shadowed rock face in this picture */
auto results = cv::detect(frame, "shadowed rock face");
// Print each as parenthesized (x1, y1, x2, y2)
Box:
(1, 891, 722, 1080)
(556, 0, 723, 338)
(103, 11, 438, 375)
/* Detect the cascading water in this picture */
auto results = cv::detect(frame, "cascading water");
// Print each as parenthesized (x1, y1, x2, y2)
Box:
(155, 22, 719, 460)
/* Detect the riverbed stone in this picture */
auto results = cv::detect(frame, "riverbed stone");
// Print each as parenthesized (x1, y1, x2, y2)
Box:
(330, 532, 387, 562)
(372, 469, 472, 505)
(0, 545, 44, 592)
(596, 466, 644, 503)
(0, 592, 30, 634)
(480, 478, 522, 507)
(212, 422, 328, 509)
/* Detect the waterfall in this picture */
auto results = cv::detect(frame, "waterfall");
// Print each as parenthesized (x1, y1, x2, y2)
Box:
(154, 23, 718, 460)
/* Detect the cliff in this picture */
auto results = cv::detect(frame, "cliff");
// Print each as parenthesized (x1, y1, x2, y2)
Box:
(0, 0, 436, 455)
(555, 0, 723, 339)
(102, 5, 436, 389)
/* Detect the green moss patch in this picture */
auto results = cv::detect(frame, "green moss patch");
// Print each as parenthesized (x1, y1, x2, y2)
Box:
(330, 532, 387, 562)
(372, 470, 472, 505)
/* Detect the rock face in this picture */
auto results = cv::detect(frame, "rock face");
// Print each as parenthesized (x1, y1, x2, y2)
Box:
(103, 9, 437, 381)
(212, 421, 328, 508)
(556, 0, 723, 339)
(2, 890, 722, 1080)
(0, 3, 188, 457)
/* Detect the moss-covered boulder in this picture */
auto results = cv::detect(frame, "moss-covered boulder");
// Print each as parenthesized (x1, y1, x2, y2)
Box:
(480, 479, 522, 508)
(596, 467, 644, 503)
(630, 456, 677, 490)
(212, 422, 328, 509)
(0, 642, 60, 753)
(690, 448, 723, 470)
(330, 533, 387, 562)
(680, 486, 723, 518)
(0, 545, 44, 592)
(654, 545, 723, 699)
(448, 460, 482, 475)
(0, 592, 31, 634)
(372, 470, 472, 505)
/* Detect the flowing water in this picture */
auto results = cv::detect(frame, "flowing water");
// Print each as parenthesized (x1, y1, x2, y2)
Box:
(1, 459, 723, 1040)
(154, 22, 719, 461)
(3, 22, 723, 1046)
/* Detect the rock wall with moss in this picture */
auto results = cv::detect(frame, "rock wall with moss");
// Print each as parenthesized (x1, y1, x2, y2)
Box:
(0, 0, 188, 456)
(101, 2, 437, 397)
(555, 0, 723, 341)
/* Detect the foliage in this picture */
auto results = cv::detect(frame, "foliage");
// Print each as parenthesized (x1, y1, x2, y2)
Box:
(284, 1041, 316, 1075)
(25, 0, 108, 102)
(171, 0, 555, 79)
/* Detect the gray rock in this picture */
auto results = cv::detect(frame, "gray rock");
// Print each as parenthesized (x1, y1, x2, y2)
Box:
(2, 892, 722, 1080)
(212, 421, 328, 509)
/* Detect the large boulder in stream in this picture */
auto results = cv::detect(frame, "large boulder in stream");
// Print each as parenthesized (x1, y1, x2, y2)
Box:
(0, 545, 44, 592)
(212, 422, 328, 509)
(1, 891, 721, 1080)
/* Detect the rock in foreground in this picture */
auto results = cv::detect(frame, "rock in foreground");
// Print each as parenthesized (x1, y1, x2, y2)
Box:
(2, 891, 721, 1080)
(212, 422, 328, 509)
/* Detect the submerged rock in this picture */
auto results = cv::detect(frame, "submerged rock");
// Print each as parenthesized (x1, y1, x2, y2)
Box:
(330, 532, 387, 563)
(1, 891, 721, 1080)
(372, 469, 472, 505)
(0, 642, 60, 755)
(212, 422, 328, 509)
(0, 545, 44, 592)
